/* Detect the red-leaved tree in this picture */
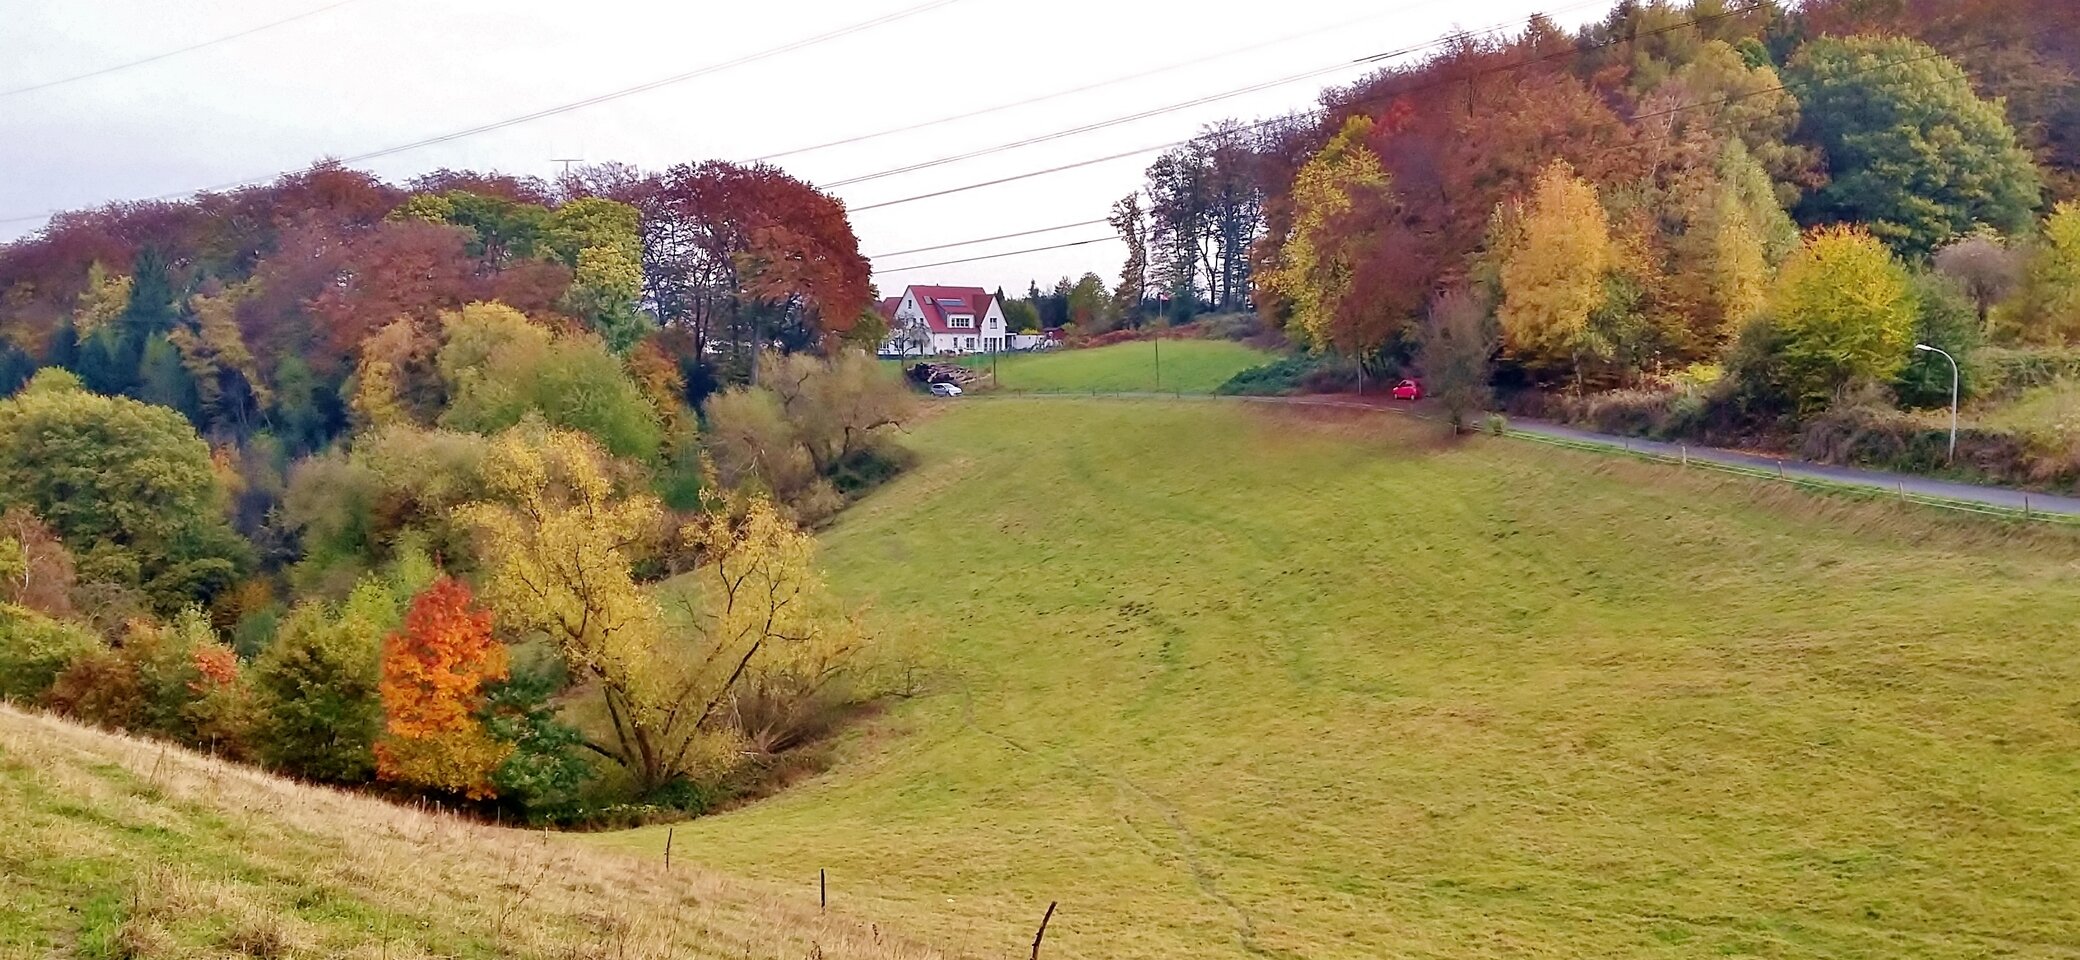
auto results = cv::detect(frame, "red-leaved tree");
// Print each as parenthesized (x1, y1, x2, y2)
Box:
(375, 576, 511, 799)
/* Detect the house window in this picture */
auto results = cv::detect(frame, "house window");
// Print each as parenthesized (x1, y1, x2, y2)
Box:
(966, 337, 977, 350)
(950, 316, 974, 329)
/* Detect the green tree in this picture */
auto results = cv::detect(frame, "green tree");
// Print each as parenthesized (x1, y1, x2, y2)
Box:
(248, 578, 402, 782)
(0, 370, 247, 611)
(436, 304, 662, 460)
(1767, 227, 1920, 410)
(1788, 36, 2042, 257)
(1896, 271, 1980, 409)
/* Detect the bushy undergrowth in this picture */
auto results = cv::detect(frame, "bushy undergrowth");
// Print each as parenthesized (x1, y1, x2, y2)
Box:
(1216, 353, 1359, 396)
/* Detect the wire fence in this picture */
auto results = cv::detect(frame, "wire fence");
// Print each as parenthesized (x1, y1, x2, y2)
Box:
(1005, 391, 2080, 528)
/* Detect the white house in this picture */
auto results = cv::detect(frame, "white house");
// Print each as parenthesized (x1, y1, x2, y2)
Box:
(877, 285, 1007, 356)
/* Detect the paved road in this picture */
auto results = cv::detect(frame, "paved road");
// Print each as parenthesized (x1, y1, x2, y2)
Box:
(1256, 393, 2080, 517)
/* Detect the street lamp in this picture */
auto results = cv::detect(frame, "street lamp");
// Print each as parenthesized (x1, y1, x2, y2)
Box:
(1914, 343, 1959, 462)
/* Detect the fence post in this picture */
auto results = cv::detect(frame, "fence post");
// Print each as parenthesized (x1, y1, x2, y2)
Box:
(664, 826, 674, 872)
(820, 869, 827, 912)
(1680, 444, 1688, 467)
(2024, 495, 2032, 520)
(1777, 460, 1785, 479)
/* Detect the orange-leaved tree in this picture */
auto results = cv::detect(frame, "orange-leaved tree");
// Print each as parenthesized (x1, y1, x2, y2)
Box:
(375, 576, 511, 799)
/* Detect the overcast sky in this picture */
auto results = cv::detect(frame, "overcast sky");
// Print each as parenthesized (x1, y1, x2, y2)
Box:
(1, 0, 1598, 296)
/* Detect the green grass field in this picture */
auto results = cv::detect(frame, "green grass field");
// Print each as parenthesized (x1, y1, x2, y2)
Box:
(598, 398, 2080, 959)
(944, 340, 1274, 394)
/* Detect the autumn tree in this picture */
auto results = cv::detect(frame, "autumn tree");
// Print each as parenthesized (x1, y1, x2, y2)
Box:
(1767, 226, 1920, 410)
(461, 427, 675, 788)
(1109, 193, 1150, 321)
(1788, 36, 2042, 257)
(0, 507, 75, 618)
(1995, 202, 2080, 343)
(1495, 161, 1617, 375)
(376, 576, 511, 799)
(1259, 116, 1389, 351)
(628, 162, 870, 380)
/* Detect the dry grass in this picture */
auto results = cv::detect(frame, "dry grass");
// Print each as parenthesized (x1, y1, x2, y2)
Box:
(0, 706, 953, 960)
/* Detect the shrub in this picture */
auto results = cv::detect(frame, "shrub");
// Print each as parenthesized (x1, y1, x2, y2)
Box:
(1195, 312, 1264, 341)
(0, 604, 102, 701)
(702, 351, 915, 526)
(1216, 353, 1358, 396)
(44, 608, 248, 753)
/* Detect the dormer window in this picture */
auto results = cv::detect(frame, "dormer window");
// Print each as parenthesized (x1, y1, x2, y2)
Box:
(950, 315, 975, 329)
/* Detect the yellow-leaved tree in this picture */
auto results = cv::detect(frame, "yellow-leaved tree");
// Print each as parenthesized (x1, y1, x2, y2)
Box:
(463, 425, 861, 792)
(1995, 202, 2080, 345)
(1259, 115, 1388, 347)
(1496, 160, 1616, 373)
(1768, 226, 1919, 411)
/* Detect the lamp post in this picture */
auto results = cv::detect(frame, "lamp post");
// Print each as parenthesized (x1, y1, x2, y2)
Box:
(1914, 343, 1959, 462)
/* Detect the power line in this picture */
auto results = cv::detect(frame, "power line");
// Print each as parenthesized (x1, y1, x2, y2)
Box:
(0, 0, 366, 99)
(0, 0, 974, 226)
(750, 0, 1476, 163)
(860, 30, 1977, 260)
(867, 219, 1108, 259)
(845, 0, 1774, 214)
(871, 236, 1119, 275)
(821, 0, 1612, 191)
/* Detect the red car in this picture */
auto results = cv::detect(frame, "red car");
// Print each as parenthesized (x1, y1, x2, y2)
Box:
(1390, 378, 1424, 401)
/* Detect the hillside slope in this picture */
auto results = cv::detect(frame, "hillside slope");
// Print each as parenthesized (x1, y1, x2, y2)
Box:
(0, 706, 950, 960)
(599, 398, 2080, 959)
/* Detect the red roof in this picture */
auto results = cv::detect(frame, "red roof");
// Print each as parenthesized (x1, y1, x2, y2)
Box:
(903, 285, 995, 335)
(875, 297, 901, 322)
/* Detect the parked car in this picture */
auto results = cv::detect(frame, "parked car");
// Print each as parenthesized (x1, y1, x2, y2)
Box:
(929, 382, 964, 397)
(1390, 379, 1423, 401)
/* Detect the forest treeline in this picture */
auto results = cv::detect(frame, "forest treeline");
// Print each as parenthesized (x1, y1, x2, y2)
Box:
(1093, 0, 2080, 475)
(0, 159, 918, 820)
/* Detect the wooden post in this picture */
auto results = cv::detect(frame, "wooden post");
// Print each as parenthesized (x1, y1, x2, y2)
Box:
(1030, 902, 1057, 960)
(664, 827, 674, 872)
(1777, 460, 1785, 479)
(820, 869, 826, 912)
(1680, 444, 1688, 467)
(2024, 495, 2032, 519)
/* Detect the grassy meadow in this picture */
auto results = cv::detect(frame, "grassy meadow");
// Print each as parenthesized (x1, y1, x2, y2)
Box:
(943, 339, 1273, 394)
(597, 398, 2080, 959)
(0, 706, 950, 960)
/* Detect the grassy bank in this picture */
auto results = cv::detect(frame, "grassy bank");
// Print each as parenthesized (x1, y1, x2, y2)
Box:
(0, 706, 949, 960)
(598, 398, 2080, 959)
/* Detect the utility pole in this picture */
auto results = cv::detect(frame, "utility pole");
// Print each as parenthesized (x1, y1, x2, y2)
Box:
(1155, 291, 1167, 390)
(550, 158, 584, 175)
